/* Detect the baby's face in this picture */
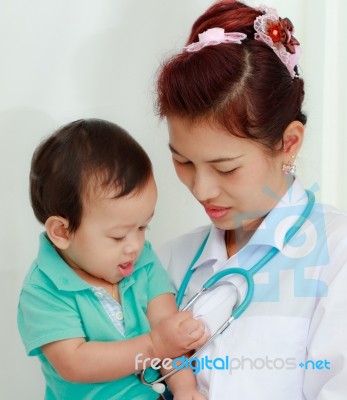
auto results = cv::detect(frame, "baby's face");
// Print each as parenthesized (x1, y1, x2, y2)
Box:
(62, 176, 157, 284)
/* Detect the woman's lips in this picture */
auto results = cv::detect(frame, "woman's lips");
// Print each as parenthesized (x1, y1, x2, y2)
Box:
(203, 205, 230, 219)
(118, 262, 134, 277)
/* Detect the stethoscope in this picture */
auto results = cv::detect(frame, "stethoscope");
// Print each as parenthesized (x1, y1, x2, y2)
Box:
(140, 190, 315, 396)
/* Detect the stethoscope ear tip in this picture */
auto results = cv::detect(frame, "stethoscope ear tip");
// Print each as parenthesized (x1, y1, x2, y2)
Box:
(152, 383, 166, 394)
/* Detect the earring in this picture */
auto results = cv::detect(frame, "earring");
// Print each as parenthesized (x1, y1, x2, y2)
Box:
(282, 155, 296, 175)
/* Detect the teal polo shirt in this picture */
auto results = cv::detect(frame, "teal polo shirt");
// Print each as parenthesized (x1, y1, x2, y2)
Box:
(17, 233, 175, 400)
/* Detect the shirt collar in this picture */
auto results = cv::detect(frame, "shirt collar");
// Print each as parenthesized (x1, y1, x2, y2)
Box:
(191, 179, 310, 269)
(37, 232, 89, 291)
(36, 233, 154, 292)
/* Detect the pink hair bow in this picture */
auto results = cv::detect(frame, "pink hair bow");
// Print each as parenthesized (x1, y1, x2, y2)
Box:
(185, 28, 247, 52)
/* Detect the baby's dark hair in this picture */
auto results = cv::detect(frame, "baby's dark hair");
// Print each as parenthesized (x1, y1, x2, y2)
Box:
(30, 118, 153, 233)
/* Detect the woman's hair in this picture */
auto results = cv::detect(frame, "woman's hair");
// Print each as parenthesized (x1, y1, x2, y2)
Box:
(30, 118, 153, 232)
(157, 0, 306, 153)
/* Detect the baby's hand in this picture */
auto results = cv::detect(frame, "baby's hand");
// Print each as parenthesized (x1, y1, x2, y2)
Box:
(150, 311, 208, 359)
(173, 388, 207, 400)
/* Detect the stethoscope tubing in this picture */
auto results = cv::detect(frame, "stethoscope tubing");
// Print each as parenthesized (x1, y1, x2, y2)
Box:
(140, 190, 315, 390)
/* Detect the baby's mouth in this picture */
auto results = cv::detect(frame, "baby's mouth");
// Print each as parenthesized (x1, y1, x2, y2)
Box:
(118, 262, 134, 277)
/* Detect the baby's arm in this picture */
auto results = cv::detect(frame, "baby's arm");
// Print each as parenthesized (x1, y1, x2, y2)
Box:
(166, 374, 207, 400)
(147, 294, 208, 400)
(41, 293, 206, 383)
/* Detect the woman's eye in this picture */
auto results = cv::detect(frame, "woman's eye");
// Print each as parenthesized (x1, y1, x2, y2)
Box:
(218, 168, 238, 176)
(111, 236, 126, 242)
(173, 158, 192, 165)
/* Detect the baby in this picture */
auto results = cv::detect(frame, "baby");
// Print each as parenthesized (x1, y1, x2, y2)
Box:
(17, 119, 208, 399)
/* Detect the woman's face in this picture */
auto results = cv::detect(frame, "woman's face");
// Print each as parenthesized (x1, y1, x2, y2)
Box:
(167, 116, 290, 231)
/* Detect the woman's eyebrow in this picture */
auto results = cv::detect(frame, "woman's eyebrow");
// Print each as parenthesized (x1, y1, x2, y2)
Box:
(168, 144, 243, 163)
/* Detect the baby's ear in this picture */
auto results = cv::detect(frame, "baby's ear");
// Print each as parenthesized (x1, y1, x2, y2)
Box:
(45, 216, 72, 250)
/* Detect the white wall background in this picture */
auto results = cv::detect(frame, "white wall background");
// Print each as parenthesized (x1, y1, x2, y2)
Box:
(0, 1, 346, 399)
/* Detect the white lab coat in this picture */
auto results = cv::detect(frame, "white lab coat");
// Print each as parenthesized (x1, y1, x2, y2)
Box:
(158, 180, 347, 399)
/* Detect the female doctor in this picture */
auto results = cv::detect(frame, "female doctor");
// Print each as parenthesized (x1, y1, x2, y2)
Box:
(155, 1, 347, 399)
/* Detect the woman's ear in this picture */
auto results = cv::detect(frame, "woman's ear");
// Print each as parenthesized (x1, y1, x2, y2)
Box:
(282, 120, 305, 156)
(45, 216, 72, 250)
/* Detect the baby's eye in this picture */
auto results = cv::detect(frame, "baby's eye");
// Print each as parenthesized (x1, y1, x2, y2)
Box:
(139, 225, 149, 232)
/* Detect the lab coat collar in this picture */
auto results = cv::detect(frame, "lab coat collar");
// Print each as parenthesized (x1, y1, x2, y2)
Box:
(191, 179, 310, 269)
(190, 225, 228, 270)
(247, 178, 309, 250)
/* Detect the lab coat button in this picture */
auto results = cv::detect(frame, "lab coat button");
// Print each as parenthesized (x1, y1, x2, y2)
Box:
(115, 311, 124, 320)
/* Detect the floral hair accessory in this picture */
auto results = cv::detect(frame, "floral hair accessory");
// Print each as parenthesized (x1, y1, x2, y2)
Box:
(254, 5, 301, 78)
(185, 28, 247, 52)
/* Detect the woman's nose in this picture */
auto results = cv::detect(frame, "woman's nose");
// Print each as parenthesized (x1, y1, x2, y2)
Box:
(191, 170, 220, 202)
